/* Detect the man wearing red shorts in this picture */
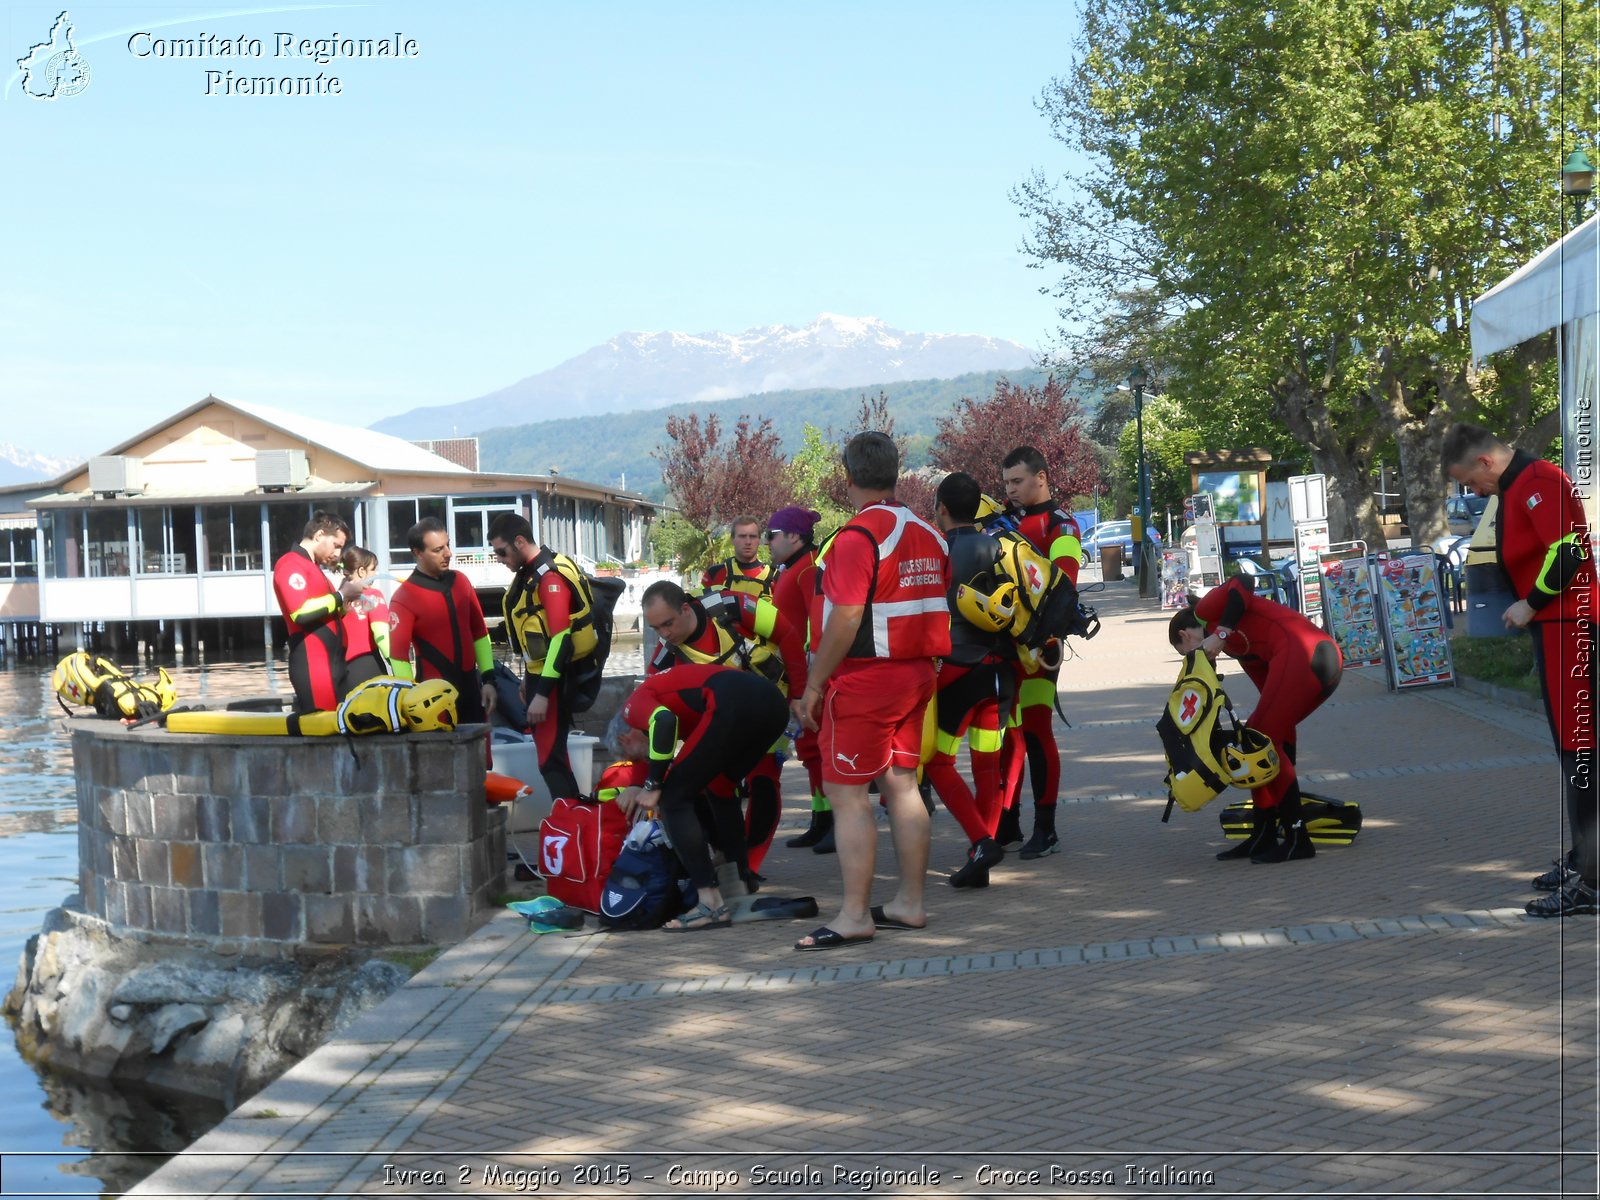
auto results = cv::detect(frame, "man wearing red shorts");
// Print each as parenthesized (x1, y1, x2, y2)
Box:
(766, 505, 831, 849)
(791, 432, 950, 950)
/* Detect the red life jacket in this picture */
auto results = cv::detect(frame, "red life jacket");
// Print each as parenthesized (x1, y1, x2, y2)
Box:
(816, 501, 951, 662)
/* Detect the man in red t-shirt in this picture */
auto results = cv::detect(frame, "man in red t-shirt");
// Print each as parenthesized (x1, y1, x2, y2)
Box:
(1444, 423, 1598, 917)
(791, 432, 950, 951)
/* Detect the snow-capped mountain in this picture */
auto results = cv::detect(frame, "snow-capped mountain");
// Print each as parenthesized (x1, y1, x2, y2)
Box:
(371, 314, 1036, 439)
(0, 443, 74, 487)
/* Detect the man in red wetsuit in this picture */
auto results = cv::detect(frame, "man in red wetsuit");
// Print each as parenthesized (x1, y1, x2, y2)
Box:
(1169, 575, 1343, 862)
(388, 518, 497, 726)
(767, 505, 832, 850)
(791, 432, 950, 950)
(1444, 422, 1598, 917)
(610, 663, 790, 930)
(999, 445, 1085, 859)
(700, 515, 774, 599)
(272, 510, 360, 712)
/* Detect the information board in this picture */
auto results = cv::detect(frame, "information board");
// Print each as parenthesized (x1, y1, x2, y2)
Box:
(1293, 520, 1330, 626)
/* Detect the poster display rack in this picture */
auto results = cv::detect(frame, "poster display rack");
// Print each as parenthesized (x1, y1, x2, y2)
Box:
(1159, 549, 1190, 609)
(1318, 542, 1384, 669)
(1373, 551, 1455, 690)
(1316, 542, 1456, 690)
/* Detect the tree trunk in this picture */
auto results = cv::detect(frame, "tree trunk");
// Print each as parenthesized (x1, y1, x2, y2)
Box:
(1269, 374, 1387, 547)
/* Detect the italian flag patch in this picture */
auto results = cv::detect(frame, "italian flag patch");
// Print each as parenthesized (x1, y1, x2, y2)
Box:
(1527, 492, 1543, 509)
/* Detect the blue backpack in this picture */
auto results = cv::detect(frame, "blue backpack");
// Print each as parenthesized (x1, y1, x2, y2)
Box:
(598, 824, 694, 931)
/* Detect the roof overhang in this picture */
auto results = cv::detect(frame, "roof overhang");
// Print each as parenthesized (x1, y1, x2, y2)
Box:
(1472, 214, 1600, 358)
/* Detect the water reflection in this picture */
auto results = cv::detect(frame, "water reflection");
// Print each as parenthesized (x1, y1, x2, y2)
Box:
(0, 641, 645, 1195)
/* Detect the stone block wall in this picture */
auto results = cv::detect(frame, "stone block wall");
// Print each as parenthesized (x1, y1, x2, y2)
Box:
(72, 724, 506, 951)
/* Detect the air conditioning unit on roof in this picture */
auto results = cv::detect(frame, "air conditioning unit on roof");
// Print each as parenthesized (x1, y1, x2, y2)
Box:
(89, 456, 144, 496)
(256, 449, 310, 491)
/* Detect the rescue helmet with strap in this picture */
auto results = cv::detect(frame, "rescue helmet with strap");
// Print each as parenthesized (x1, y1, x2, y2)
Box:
(1222, 726, 1280, 789)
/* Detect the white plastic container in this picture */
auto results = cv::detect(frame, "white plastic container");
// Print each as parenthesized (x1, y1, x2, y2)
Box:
(498, 733, 603, 834)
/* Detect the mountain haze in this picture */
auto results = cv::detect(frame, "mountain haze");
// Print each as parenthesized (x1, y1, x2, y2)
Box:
(478, 368, 1059, 500)
(371, 314, 1037, 440)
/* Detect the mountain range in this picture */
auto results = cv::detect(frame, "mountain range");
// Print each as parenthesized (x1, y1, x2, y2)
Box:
(0, 443, 74, 487)
(478, 368, 1059, 500)
(370, 314, 1037, 440)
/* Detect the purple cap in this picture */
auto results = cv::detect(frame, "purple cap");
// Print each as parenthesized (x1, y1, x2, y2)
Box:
(768, 506, 821, 537)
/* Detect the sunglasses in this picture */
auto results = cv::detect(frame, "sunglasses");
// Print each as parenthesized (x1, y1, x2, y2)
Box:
(491, 545, 510, 558)
(764, 530, 781, 541)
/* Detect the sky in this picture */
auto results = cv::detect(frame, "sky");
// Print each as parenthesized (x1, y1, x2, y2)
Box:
(1, 1, 1090, 460)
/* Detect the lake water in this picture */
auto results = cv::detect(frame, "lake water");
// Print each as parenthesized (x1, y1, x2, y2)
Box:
(0, 641, 645, 1196)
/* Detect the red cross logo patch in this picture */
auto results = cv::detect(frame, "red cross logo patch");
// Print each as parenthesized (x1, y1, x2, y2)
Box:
(1178, 689, 1201, 726)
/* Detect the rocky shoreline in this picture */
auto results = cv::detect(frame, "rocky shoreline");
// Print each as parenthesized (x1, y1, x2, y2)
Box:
(6, 903, 411, 1109)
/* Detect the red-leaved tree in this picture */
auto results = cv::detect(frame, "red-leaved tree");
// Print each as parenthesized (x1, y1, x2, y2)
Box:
(930, 376, 1100, 501)
(654, 413, 790, 570)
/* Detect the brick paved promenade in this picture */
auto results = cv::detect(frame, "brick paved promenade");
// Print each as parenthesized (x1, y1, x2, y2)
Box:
(133, 575, 1598, 1198)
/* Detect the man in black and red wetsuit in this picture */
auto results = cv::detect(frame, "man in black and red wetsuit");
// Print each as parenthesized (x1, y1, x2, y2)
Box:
(1169, 575, 1342, 862)
(610, 663, 790, 931)
(272, 510, 360, 712)
(927, 472, 1017, 889)
(1444, 422, 1598, 917)
(700, 515, 775, 599)
(998, 445, 1084, 859)
(388, 517, 497, 726)
(640, 579, 791, 870)
(488, 512, 592, 800)
(767, 505, 831, 849)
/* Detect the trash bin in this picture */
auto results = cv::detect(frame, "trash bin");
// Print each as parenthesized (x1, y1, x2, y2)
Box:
(1465, 562, 1516, 638)
(1101, 543, 1124, 581)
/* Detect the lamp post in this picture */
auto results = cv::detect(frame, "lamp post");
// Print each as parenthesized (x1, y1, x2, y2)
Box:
(1128, 364, 1151, 596)
(1563, 149, 1595, 225)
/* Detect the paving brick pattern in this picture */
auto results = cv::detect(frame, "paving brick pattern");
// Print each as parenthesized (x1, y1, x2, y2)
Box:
(131, 580, 1598, 1198)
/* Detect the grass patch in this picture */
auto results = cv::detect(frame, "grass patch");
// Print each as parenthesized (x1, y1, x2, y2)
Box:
(249, 1108, 281, 1119)
(379, 947, 441, 974)
(1450, 633, 1540, 695)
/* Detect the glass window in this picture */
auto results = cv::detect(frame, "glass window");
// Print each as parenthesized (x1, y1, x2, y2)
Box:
(0, 529, 37, 579)
(267, 503, 313, 563)
(202, 504, 264, 571)
(86, 508, 130, 577)
(41, 511, 79, 579)
(387, 498, 448, 566)
(454, 510, 485, 550)
(169, 505, 196, 573)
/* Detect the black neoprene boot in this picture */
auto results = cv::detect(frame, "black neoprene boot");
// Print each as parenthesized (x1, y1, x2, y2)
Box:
(786, 808, 833, 848)
(996, 805, 1024, 851)
(1018, 804, 1060, 860)
(1218, 812, 1273, 860)
(1253, 791, 1314, 863)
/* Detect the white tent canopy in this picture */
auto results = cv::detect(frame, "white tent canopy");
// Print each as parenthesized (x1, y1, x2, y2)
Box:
(1471, 214, 1599, 359)
(1470, 212, 1599, 528)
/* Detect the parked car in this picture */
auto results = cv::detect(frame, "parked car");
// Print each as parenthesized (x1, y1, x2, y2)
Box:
(1446, 493, 1489, 537)
(1080, 520, 1161, 562)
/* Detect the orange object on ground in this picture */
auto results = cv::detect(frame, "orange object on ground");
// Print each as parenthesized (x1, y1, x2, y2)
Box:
(484, 770, 532, 806)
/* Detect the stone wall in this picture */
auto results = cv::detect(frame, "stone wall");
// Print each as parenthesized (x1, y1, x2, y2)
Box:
(71, 724, 506, 951)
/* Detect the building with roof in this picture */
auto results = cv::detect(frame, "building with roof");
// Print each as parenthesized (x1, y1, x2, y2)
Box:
(0, 396, 655, 655)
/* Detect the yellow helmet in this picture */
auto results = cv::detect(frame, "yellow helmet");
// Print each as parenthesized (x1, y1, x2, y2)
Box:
(955, 581, 1017, 633)
(975, 493, 1006, 522)
(1223, 726, 1280, 789)
(402, 679, 459, 731)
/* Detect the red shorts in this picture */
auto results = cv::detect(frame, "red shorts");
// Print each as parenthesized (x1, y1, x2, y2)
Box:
(820, 658, 936, 784)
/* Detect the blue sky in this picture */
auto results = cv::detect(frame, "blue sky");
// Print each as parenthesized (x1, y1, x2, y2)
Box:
(2, 1, 1088, 458)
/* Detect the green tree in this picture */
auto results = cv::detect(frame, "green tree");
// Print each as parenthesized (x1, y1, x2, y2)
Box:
(1019, 0, 1592, 544)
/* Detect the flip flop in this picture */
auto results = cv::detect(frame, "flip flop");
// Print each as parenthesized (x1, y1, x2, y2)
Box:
(870, 904, 925, 931)
(661, 903, 731, 933)
(794, 926, 874, 952)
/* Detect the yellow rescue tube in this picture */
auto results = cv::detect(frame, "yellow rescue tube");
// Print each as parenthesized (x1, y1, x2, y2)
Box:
(165, 710, 341, 736)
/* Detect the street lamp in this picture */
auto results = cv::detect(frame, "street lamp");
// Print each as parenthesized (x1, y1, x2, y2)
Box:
(1563, 149, 1595, 225)
(1128, 364, 1151, 596)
